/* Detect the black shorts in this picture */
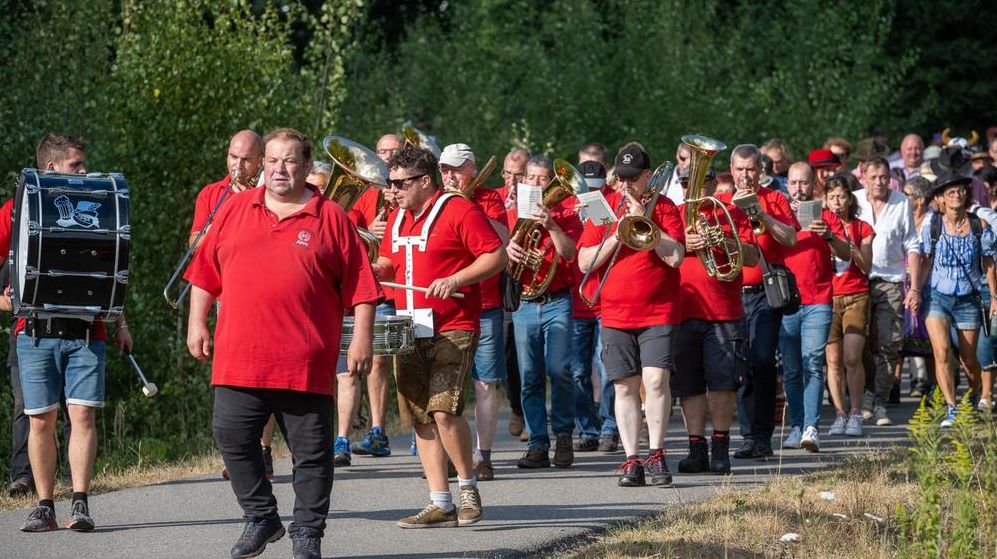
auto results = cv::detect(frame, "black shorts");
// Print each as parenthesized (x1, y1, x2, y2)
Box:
(670, 318, 746, 397)
(600, 324, 676, 381)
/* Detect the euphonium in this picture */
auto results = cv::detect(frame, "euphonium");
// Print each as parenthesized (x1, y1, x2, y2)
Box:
(508, 159, 584, 299)
(322, 135, 389, 262)
(682, 135, 743, 282)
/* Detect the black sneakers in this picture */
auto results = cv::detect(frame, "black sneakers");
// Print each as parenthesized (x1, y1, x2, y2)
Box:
(616, 458, 645, 487)
(643, 450, 673, 486)
(230, 516, 285, 559)
(516, 445, 550, 469)
(732, 438, 755, 459)
(291, 527, 322, 559)
(573, 437, 599, 452)
(552, 434, 574, 468)
(678, 440, 710, 473)
(7, 476, 34, 497)
(710, 436, 731, 474)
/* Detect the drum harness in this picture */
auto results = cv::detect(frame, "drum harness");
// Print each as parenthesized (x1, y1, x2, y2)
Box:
(389, 192, 459, 312)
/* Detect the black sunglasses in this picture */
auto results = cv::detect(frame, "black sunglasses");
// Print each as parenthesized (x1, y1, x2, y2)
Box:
(386, 173, 427, 190)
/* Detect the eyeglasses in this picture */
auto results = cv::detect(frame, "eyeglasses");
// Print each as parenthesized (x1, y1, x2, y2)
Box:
(386, 173, 427, 190)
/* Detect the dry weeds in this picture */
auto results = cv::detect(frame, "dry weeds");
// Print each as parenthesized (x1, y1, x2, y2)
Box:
(564, 450, 916, 559)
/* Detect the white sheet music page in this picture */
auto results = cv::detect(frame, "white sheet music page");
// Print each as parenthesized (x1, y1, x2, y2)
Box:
(577, 190, 618, 225)
(516, 183, 544, 220)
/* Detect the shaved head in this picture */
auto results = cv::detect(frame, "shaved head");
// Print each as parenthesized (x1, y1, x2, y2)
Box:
(227, 129, 263, 187)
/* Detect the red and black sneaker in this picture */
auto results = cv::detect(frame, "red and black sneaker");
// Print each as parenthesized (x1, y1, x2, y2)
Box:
(643, 449, 673, 486)
(616, 458, 645, 487)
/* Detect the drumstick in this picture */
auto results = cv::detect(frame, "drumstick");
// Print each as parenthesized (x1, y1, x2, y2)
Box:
(381, 282, 465, 299)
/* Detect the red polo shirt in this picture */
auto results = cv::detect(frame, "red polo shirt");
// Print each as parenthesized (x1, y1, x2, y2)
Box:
(678, 202, 756, 322)
(191, 175, 233, 235)
(577, 192, 685, 328)
(506, 195, 583, 296)
(0, 198, 12, 256)
(832, 218, 875, 296)
(379, 191, 502, 333)
(715, 187, 800, 286)
(471, 188, 507, 311)
(784, 209, 846, 305)
(346, 187, 394, 301)
(185, 185, 383, 396)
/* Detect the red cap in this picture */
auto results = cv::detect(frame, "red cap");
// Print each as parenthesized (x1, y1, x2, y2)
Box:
(807, 149, 841, 169)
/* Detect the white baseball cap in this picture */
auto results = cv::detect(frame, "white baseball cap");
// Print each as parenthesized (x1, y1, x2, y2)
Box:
(439, 143, 475, 167)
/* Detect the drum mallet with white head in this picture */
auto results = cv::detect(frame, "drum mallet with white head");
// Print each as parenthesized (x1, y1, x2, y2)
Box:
(126, 352, 158, 397)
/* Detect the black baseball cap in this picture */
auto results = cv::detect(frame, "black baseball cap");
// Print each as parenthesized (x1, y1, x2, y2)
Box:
(614, 145, 651, 179)
(579, 160, 606, 189)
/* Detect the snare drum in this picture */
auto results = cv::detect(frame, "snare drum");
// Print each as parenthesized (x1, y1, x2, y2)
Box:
(10, 169, 130, 319)
(341, 316, 415, 355)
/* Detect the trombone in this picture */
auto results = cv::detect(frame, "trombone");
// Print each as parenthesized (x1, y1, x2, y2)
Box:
(163, 170, 252, 309)
(577, 161, 673, 307)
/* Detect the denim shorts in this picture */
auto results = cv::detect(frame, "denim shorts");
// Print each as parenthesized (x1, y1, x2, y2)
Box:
(926, 289, 982, 331)
(472, 308, 506, 383)
(17, 336, 106, 415)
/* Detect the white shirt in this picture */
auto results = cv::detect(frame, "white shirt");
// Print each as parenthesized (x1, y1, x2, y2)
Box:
(854, 188, 920, 282)
(661, 168, 684, 205)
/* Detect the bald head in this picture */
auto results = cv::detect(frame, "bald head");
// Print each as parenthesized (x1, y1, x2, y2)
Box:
(901, 133, 924, 170)
(787, 161, 815, 200)
(502, 148, 530, 188)
(228, 130, 263, 188)
(376, 134, 405, 163)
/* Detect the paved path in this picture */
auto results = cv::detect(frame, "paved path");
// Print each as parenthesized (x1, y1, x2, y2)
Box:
(0, 399, 915, 559)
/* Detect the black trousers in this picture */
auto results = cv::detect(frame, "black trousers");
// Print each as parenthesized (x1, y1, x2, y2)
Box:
(213, 386, 334, 536)
(503, 311, 523, 415)
(9, 365, 31, 481)
(737, 290, 782, 442)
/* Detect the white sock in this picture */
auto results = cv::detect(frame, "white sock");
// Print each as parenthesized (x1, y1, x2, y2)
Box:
(430, 490, 454, 512)
(457, 476, 477, 487)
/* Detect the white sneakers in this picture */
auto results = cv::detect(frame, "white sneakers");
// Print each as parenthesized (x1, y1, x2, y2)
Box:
(828, 415, 847, 436)
(783, 426, 802, 449)
(801, 426, 820, 452)
(845, 414, 864, 437)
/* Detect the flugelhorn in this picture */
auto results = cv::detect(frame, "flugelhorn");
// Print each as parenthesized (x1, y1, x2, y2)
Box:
(682, 135, 742, 282)
(163, 169, 257, 308)
(323, 135, 388, 262)
(578, 162, 672, 307)
(508, 159, 583, 299)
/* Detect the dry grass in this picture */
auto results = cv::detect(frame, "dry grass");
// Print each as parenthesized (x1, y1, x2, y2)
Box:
(563, 450, 917, 559)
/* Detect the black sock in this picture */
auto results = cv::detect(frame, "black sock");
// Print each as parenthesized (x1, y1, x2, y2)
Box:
(689, 435, 707, 445)
(72, 492, 88, 505)
(712, 431, 730, 441)
(39, 499, 55, 511)
(626, 454, 640, 461)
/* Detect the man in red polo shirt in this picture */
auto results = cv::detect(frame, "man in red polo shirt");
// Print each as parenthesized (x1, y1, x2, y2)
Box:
(189, 129, 263, 245)
(715, 144, 800, 459)
(438, 142, 510, 481)
(376, 145, 506, 529)
(577, 144, 685, 487)
(673, 165, 758, 475)
(186, 128, 381, 559)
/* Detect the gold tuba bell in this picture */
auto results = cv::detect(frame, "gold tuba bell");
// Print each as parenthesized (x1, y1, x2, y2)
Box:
(508, 159, 584, 299)
(402, 120, 441, 157)
(322, 135, 389, 262)
(682, 134, 743, 282)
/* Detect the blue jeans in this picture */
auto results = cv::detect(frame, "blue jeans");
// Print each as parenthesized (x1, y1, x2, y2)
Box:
(737, 290, 782, 441)
(569, 317, 616, 439)
(472, 308, 507, 383)
(779, 304, 832, 429)
(17, 336, 106, 414)
(513, 293, 574, 450)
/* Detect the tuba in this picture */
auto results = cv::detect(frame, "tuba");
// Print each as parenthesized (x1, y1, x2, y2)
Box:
(682, 135, 743, 282)
(508, 159, 584, 299)
(402, 120, 441, 157)
(322, 135, 388, 262)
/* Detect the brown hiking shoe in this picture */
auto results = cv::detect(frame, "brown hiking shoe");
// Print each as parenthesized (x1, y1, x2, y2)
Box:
(552, 434, 574, 468)
(508, 412, 524, 436)
(473, 459, 495, 481)
(458, 485, 483, 526)
(396, 503, 458, 529)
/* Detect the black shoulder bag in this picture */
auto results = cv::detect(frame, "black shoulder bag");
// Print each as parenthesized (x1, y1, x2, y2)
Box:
(758, 251, 801, 316)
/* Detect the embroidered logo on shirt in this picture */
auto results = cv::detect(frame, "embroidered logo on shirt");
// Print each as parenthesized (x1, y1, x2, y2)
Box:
(295, 229, 313, 248)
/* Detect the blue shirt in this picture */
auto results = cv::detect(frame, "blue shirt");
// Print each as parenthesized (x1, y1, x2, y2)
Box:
(919, 213, 997, 296)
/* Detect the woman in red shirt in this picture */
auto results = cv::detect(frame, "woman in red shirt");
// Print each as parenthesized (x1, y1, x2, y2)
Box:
(824, 175, 875, 437)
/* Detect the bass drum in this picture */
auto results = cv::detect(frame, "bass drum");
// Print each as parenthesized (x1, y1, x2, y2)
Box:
(10, 169, 131, 319)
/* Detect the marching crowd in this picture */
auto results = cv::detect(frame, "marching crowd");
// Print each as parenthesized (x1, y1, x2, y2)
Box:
(7, 126, 997, 559)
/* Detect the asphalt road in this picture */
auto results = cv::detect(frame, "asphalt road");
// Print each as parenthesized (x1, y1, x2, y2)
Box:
(0, 400, 915, 559)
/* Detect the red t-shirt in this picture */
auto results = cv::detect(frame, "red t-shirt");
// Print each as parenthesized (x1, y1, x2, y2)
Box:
(577, 192, 685, 328)
(191, 176, 233, 235)
(379, 191, 502, 333)
(471, 188, 508, 311)
(185, 185, 383, 396)
(784, 209, 846, 305)
(346, 187, 394, 301)
(678, 202, 756, 322)
(506, 195, 583, 296)
(715, 187, 801, 286)
(832, 218, 875, 296)
(571, 186, 617, 319)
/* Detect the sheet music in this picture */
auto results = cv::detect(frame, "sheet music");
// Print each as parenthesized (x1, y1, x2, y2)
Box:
(516, 183, 543, 220)
(796, 200, 823, 230)
(577, 190, 618, 225)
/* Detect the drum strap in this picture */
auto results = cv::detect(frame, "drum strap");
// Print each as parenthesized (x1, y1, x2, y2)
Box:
(390, 193, 458, 310)
(27, 317, 93, 342)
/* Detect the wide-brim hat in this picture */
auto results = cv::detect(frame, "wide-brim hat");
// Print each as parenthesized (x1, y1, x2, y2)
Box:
(930, 168, 972, 198)
(930, 146, 973, 176)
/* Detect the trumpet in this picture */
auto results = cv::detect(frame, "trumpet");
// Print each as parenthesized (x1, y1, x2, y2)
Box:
(163, 169, 255, 308)
(578, 162, 673, 307)
(682, 135, 743, 282)
(323, 135, 389, 262)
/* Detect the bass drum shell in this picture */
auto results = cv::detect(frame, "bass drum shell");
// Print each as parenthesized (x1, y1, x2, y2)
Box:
(10, 169, 130, 319)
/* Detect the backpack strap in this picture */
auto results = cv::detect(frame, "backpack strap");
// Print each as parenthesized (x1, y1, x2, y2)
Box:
(929, 212, 942, 253)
